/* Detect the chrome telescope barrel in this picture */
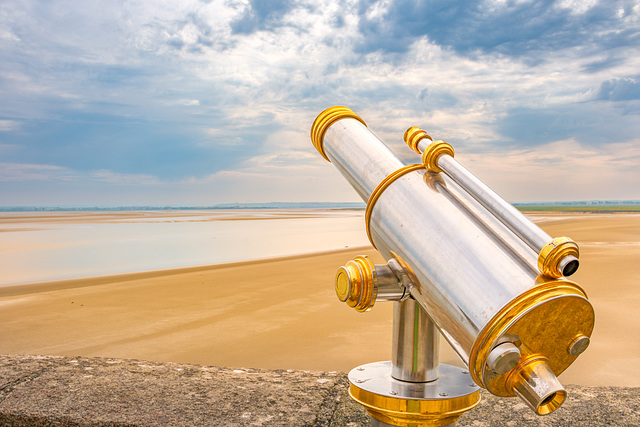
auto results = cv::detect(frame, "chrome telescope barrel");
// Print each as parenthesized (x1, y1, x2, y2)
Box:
(404, 127, 580, 279)
(311, 107, 595, 416)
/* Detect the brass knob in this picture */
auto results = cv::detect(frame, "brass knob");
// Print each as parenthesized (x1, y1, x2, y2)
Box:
(335, 255, 377, 312)
(310, 106, 367, 162)
(403, 126, 454, 173)
(403, 126, 432, 154)
(422, 140, 455, 173)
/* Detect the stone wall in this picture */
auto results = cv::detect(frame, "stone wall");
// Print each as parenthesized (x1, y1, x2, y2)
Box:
(1, 355, 638, 426)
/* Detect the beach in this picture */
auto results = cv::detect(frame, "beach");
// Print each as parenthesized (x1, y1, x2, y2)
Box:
(0, 211, 638, 387)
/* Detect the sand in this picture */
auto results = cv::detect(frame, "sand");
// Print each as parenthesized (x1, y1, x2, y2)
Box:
(0, 212, 638, 387)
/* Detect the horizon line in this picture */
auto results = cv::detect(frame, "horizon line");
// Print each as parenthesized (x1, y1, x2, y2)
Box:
(1, 199, 640, 212)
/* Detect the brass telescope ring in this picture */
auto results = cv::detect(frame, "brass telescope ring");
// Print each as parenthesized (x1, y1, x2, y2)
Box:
(365, 164, 426, 248)
(310, 106, 367, 162)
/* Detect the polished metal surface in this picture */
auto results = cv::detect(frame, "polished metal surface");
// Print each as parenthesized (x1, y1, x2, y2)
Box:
(559, 255, 580, 277)
(350, 361, 479, 427)
(370, 168, 540, 362)
(424, 170, 539, 274)
(322, 116, 548, 362)
(417, 138, 432, 154)
(509, 359, 566, 415)
(392, 299, 439, 383)
(369, 415, 456, 427)
(375, 264, 408, 302)
(349, 361, 479, 400)
(314, 110, 594, 417)
(568, 335, 591, 357)
(403, 125, 579, 278)
(486, 342, 521, 375)
(334, 256, 408, 311)
(324, 120, 405, 201)
(436, 154, 551, 253)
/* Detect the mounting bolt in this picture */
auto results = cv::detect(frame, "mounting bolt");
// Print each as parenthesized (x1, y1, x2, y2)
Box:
(568, 335, 590, 357)
(487, 342, 521, 374)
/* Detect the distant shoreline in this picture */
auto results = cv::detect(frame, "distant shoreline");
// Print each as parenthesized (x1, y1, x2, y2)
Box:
(1, 200, 639, 213)
(0, 203, 367, 212)
(517, 205, 640, 213)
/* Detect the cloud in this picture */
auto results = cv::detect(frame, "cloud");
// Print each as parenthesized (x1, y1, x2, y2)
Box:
(0, 163, 162, 186)
(0, 120, 20, 131)
(0, 163, 77, 182)
(599, 77, 640, 101)
(1, 0, 639, 206)
(230, 0, 296, 34)
(459, 138, 640, 202)
(354, 0, 640, 62)
(90, 170, 162, 185)
(495, 101, 640, 148)
(178, 99, 201, 106)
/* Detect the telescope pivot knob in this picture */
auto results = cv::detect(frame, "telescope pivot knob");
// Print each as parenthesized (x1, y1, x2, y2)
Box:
(335, 255, 377, 312)
(335, 256, 409, 312)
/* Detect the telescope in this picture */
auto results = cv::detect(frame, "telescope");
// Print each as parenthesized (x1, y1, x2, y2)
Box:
(310, 107, 595, 426)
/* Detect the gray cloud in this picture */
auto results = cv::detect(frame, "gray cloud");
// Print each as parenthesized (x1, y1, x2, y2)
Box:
(231, 0, 296, 34)
(599, 77, 640, 101)
(354, 0, 640, 64)
(496, 102, 640, 148)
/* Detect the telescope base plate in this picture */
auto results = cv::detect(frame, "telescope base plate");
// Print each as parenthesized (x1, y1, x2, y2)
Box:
(348, 361, 480, 427)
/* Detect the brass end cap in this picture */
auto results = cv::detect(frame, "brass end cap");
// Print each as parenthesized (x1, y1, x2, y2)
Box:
(422, 140, 454, 173)
(403, 126, 433, 154)
(468, 279, 594, 400)
(335, 255, 377, 312)
(538, 237, 580, 278)
(310, 106, 366, 162)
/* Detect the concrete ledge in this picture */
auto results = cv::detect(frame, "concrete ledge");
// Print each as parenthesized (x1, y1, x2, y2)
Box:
(1, 355, 638, 426)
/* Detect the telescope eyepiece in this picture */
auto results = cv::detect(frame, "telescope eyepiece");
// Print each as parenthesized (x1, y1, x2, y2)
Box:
(538, 237, 580, 278)
(559, 255, 579, 277)
(507, 358, 566, 416)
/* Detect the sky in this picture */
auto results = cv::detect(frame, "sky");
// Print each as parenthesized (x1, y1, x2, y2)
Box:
(1, 0, 639, 206)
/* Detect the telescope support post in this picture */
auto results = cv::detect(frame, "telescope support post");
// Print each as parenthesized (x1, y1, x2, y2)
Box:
(348, 298, 480, 426)
(392, 299, 439, 383)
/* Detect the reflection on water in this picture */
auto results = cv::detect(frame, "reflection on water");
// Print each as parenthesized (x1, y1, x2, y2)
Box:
(0, 210, 369, 285)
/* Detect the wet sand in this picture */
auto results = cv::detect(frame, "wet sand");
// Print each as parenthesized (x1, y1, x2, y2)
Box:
(0, 212, 638, 387)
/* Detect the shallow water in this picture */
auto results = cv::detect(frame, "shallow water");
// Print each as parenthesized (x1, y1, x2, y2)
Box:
(0, 210, 369, 285)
